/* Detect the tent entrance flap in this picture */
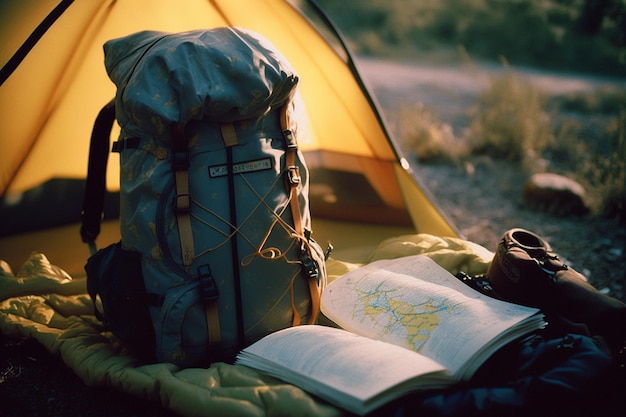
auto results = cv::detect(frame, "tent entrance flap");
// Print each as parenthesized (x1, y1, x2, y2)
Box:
(306, 150, 412, 226)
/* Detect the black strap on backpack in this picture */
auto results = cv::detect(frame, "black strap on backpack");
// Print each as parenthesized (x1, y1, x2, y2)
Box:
(81, 99, 116, 254)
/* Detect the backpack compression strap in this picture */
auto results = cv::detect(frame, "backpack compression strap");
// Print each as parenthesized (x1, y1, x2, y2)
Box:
(171, 123, 195, 267)
(172, 123, 223, 354)
(280, 103, 322, 326)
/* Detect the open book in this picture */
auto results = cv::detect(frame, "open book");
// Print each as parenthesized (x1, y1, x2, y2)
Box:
(236, 255, 546, 415)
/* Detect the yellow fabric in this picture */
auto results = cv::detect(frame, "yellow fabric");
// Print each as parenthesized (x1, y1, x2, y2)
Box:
(0, 0, 389, 193)
(0, 0, 457, 238)
(367, 233, 493, 276)
(0, 235, 491, 417)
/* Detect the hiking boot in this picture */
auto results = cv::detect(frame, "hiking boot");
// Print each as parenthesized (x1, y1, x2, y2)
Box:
(487, 228, 626, 355)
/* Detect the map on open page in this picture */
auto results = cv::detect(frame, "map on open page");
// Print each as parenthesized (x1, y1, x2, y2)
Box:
(321, 255, 545, 379)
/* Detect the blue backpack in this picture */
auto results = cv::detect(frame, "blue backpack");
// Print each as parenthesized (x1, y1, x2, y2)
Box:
(83, 27, 328, 367)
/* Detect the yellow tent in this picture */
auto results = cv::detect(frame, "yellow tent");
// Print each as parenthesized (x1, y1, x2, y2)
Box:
(0, 0, 457, 275)
(2, 6, 623, 416)
(0, 6, 497, 417)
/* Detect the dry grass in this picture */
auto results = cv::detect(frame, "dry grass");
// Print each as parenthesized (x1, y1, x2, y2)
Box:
(396, 65, 626, 221)
(580, 110, 626, 218)
(467, 64, 553, 169)
(399, 103, 468, 163)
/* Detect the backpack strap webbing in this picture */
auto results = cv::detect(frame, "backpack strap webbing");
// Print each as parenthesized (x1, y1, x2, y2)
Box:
(220, 123, 246, 350)
(220, 122, 239, 147)
(280, 103, 321, 326)
(81, 99, 116, 254)
(172, 123, 223, 355)
(204, 297, 222, 354)
(171, 123, 195, 267)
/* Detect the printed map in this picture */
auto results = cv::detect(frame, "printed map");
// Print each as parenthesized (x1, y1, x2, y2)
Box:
(321, 255, 545, 379)
(340, 273, 465, 353)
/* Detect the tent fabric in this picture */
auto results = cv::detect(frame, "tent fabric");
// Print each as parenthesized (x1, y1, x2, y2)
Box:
(0, 234, 493, 417)
(0, 2, 465, 412)
(0, 0, 458, 237)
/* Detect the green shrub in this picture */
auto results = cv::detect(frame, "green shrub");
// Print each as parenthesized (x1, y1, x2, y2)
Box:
(551, 88, 626, 115)
(313, 0, 626, 76)
(466, 69, 625, 219)
(467, 67, 553, 167)
(547, 88, 626, 220)
(311, 0, 626, 220)
(580, 111, 626, 220)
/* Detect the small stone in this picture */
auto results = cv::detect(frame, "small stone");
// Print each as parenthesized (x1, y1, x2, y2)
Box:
(522, 172, 590, 216)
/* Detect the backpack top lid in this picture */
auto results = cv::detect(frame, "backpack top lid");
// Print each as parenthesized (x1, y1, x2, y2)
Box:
(103, 27, 299, 142)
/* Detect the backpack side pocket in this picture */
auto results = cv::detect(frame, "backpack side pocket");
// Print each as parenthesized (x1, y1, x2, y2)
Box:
(155, 281, 212, 367)
(85, 242, 156, 360)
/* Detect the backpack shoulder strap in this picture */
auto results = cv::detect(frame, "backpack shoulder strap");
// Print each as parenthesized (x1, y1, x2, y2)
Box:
(280, 102, 322, 325)
(81, 99, 116, 254)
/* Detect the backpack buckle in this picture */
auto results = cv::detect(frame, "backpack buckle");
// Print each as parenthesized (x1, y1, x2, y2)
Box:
(198, 265, 219, 303)
(287, 166, 301, 185)
(300, 251, 320, 281)
(174, 193, 192, 214)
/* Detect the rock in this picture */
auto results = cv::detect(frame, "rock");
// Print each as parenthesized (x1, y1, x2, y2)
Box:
(522, 173, 590, 216)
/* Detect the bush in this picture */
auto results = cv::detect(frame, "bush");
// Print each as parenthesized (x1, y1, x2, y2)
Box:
(547, 88, 626, 219)
(313, 0, 626, 76)
(467, 66, 553, 167)
(311, 0, 626, 220)
(581, 111, 626, 220)
(397, 104, 468, 163)
(396, 64, 626, 220)
(552, 87, 626, 115)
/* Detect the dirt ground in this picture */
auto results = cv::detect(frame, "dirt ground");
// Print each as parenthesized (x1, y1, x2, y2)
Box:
(415, 158, 626, 302)
(360, 56, 626, 301)
(1, 58, 625, 416)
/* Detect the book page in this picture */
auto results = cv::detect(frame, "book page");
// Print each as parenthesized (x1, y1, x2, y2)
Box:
(321, 255, 545, 380)
(236, 325, 451, 415)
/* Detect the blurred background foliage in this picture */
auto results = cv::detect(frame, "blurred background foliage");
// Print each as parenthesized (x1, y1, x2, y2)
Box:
(314, 0, 626, 77)
(313, 0, 625, 220)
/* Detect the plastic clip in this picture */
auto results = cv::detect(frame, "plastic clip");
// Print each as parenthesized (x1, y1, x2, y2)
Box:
(283, 129, 297, 147)
(300, 252, 320, 281)
(324, 243, 334, 261)
(287, 166, 301, 185)
(198, 265, 219, 303)
(174, 193, 192, 214)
